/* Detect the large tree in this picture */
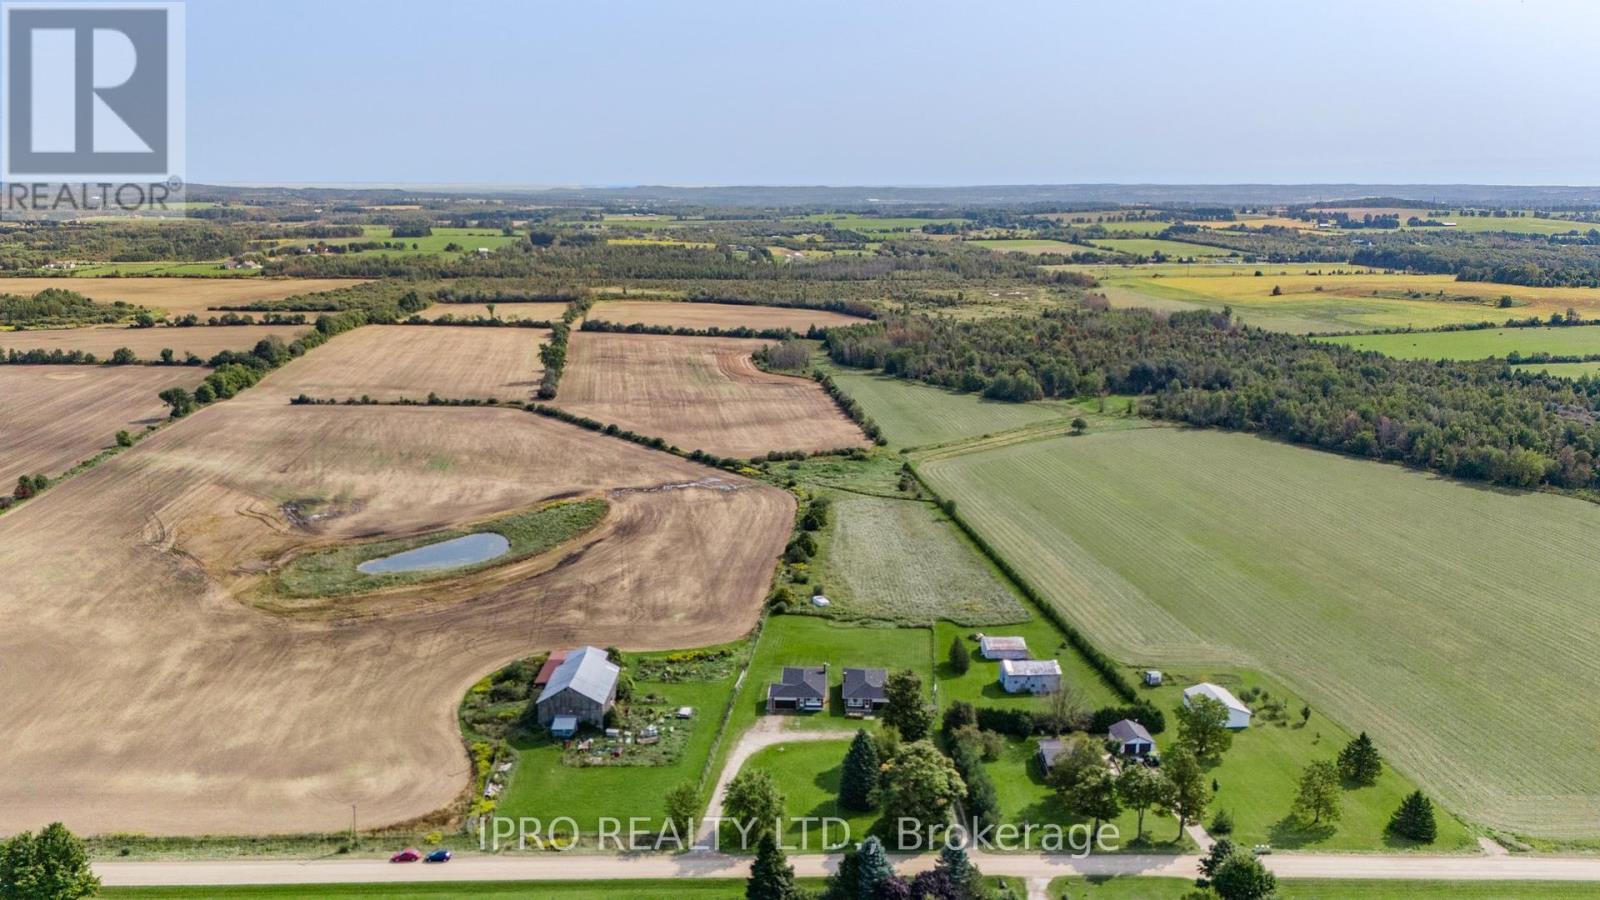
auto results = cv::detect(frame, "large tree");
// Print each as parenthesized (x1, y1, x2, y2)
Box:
(1161, 747, 1212, 841)
(1336, 732, 1383, 786)
(1068, 769, 1122, 846)
(724, 769, 785, 843)
(879, 741, 966, 846)
(1292, 760, 1343, 826)
(882, 670, 932, 742)
(838, 729, 881, 812)
(0, 822, 100, 900)
(663, 783, 699, 846)
(1211, 849, 1279, 900)
(1116, 763, 1170, 842)
(1175, 695, 1233, 761)
(746, 832, 800, 900)
(855, 836, 895, 900)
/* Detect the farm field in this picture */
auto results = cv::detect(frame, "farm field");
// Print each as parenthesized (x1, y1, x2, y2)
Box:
(1093, 266, 1600, 332)
(784, 213, 964, 233)
(416, 301, 568, 322)
(1517, 360, 1600, 378)
(0, 323, 309, 360)
(257, 325, 548, 403)
(822, 365, 1079, 448)
(818, 493, 1024, 625)
(267, 225, 521, 256)
(0, 355, 793, 835)
(0, 277, 357, 316)
(1090, 238, 1237, 257)
(556, 332, 869, 458)
(0, 365, 204, 484)
(918, 425, 1600, 838)
(968, 238, 1106, 255)
(1322, 325, 1600, 360)
(62, 261, 259, 277)
(585, 300, 867, 332)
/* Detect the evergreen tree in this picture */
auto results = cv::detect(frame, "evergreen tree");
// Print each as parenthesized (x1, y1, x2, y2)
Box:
(934, 841, 983, 898)
(948, 635, 971, 675)
(856, 836, 895, 900)
(882, 670, 932, 742)
(1211, 850, 1278, 900)
(746, 832, 799, 900)
(1336, 732, 1383, 786)
(821, 842, 860, 900)
(1387, 790, 1438, 843)
(839, 729, 881, 812)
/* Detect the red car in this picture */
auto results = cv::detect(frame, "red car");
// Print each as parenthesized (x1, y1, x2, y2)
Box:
(389, 848, 422, 863)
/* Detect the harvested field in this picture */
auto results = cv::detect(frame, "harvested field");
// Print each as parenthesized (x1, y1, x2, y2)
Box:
(0, 363, 793, 834)
(258, 325, 548, 403)
(585, 300, 866, 332)
(0, 366, 205, 483)
(0, 324, 309, 361)
(557, 332, 869, 457)
(920, 425, 1600, 838)
(417, 302, 568, 322)
(0, 277, 358, 316)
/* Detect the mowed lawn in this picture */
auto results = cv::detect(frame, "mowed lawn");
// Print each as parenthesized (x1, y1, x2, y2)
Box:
(738, 739, 871, 851)
(1323, 325, 1600, 360)
(101, 881, 805, 899)
(824, 365, 1077, 448)
(1044, 878, 1600, 899)
(919, 426, 1600, 838)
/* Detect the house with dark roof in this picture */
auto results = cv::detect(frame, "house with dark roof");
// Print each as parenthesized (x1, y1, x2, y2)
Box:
(535, 646, 620, 731)
(1108, 718, 1155, 757)
(1037, 737, 1067, 773)
(841, 667, 887, 717)
(766, 665, 827, 713)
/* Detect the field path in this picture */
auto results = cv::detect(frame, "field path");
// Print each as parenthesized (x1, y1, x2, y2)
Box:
(694, 719, 846, 848)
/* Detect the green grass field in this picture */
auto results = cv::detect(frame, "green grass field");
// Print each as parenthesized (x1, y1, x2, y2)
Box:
(269, 225, 521, 256)
(969, 239, 1106, 255)
(1516, 360, 1600, 378)
(823, 365, 1079, 449)
(738, 739, 871, 851)
(817, 493, 1025, 626)
(1323, 325, 1600, 360)
(1046, 877, 1600, 899)
(59, 261, 259, 277)
(1414, 215, 1596, 236)
(1090, 238, 1237, 258)
(918, 425, 1600, 839)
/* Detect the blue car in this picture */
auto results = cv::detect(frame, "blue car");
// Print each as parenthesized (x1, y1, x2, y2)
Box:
(424, 849, 452, 863)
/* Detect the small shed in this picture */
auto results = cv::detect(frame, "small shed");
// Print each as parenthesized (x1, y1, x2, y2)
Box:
(549, 715, 578, 739)
(978, 635, 1029, 660)
(1108, 719, 1155, 757)
(1143, 669, 1163, 687)
(1183, 682, 1252, 729)
(999, 658, 1062, 694)
(1036, 737, 1067, 773)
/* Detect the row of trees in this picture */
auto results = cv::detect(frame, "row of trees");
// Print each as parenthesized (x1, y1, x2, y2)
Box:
(827, 307, 1600, 492)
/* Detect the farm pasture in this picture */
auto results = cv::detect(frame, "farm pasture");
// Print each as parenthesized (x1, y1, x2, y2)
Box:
(416, 301, 568, 322)
(1089, 238, 1237, 258)
(256, 325, 548, 403)
(1094, 266, 1600, 333)
(0, 365, 204, 483)
(822, 365, 1078, 448)
(1516, 360, 1600, 379)
(0, 384, 793, 835)
(918, 425, 1600, 837)
(585, 300, 865, 332)
(1322, 325, 1600, 361)
(556, 332, 869, 457)
(968, 239, 1106, 255)
(0, 277, 358, 316)
(0, 324, 309, 361)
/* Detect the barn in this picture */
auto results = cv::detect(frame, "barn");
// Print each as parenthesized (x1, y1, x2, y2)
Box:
(1183, 682, 1253, 729)
(999, 658, 1062, 694)
(535, 646, 620, 732)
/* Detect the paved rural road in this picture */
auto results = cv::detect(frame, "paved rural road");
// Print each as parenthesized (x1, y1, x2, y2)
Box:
(694, 719, 850, 847)
(95, 849, 1600, 887)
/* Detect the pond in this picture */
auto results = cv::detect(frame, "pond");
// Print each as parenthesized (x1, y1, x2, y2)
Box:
(356, 532, 511, 575)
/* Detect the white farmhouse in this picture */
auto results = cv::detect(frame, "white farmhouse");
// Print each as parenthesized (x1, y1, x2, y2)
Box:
(999, 658, 1062, 694)
(1183, 682, 1252, 729)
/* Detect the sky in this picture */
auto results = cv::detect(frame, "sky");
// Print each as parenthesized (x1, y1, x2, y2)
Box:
(183, 0, 1600, 186)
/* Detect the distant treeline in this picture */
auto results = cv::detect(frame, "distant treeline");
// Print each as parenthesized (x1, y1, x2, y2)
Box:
(0, 288, 141, 327)
(828, 308, 1600, 491)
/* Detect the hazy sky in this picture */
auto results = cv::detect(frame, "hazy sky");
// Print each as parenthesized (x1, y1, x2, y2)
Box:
(186, 0, 1600, 185)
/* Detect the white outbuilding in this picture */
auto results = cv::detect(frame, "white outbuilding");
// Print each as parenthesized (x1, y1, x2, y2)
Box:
(1183, 682, 1252, 729)
(999, 658, 1062, 694)
(978, 635, 1029, 660)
